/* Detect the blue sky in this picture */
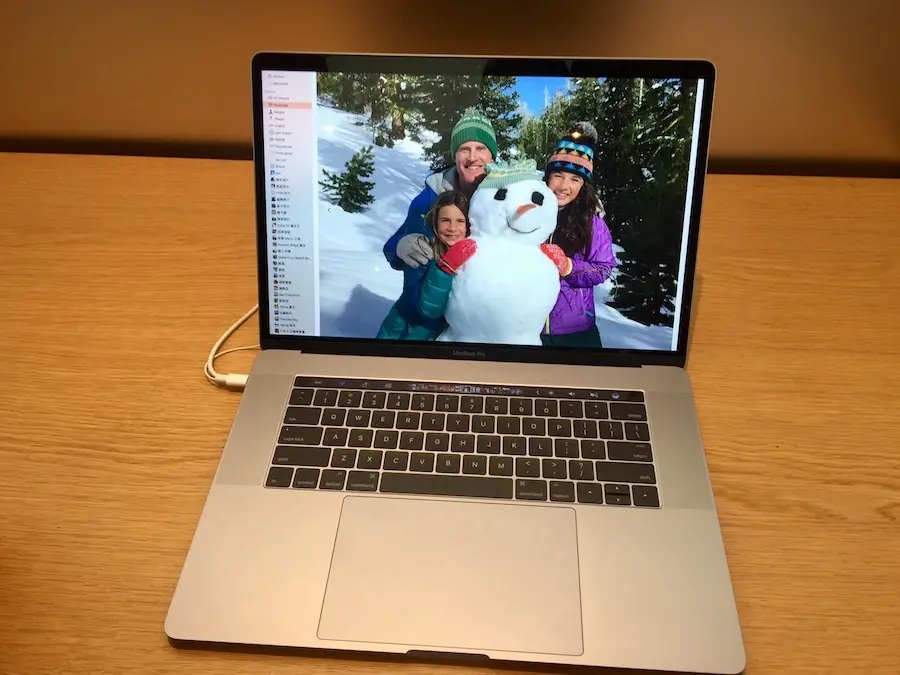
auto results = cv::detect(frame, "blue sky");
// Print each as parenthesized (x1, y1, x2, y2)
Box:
(512, 77, 571, 117)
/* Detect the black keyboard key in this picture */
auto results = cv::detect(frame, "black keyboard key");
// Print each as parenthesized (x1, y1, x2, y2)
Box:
(290, 388, 313, 406)
(550, 480, 575, 502)
(373, 430, 399, 449)
(313, 389, 338, 407)
(548, 419, 573, 437)
(461, 396, 483, 413)
(292, 468, 319, 489)
(346, 410, 371, 427)
(266, 466, 294, 487)
(362, 391, 387, 409)
(535, 399, 558, 417)
(463, 454, 487, 475)
(384, 450, 409, 471)
(283, 406, 322, 426)
(410, 452, 435, 472)
(321, 408, 346, 426)
(607, 441, 653, 463)
(522, 418, 546, 436)
(348, 429, 374, 448)
(625, 422, 651, 442)
(599, 421, 625, 440)
(331, 449, 357, 468)
(542, 458, 568, 479)
(396, 412, 420, 429)
(632, 485, 661, 508)
(559, 400, 583, 418)
(451, 434, 476, 453)
(604, 484, 632, 506)
(510, 398, 533, 416)
(515, 479, 548, 501)
(323, 427, 348, 446)
(411, 394, 434, 411)
(576, 482, 604, 504)
(347, 470, 380, 491)
(569, 460, 595, 481)
(279, 426, 324, 446)
(515, 457, 540, 478)
(502, 436, 527, 455)
(425, 432, 450, 452)
(356, 449, 383, 469)
(497, 416, 521, 435)
(477, 436, 501, 454)
(610, 402, 647, 421)
(584, 401, 609, 419)
(580, 440, 606, 459)
(387, 392, 411, 409)
(446, 414, 470, 433)
(573, 420, 598, 439)
(399, 431, 425, 451)
(489, 456, 513, 476)
(436, 453, 461, 473)
(435, 395, 459, 412)
(485, 397, 508, 415)
(371, 411, 396, 429)
(272, 445, 331, 467)
(529, 437, 553, 456)
(472, 415, 495, 434)
(421, 412, 445, 431)
(338, 390, 362, 407)
(555, 438, 579, 458)
(595, 462, 656, 484)
(380, 472, 512, 499)
(320, 469, 346, 490)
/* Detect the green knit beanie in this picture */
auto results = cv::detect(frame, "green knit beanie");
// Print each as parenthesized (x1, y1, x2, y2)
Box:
(450, 107, 498, 159)
(478, 158, 543, 190)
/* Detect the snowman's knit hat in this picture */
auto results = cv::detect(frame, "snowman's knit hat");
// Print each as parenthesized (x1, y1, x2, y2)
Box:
(546, 121, 597, 182)
(478, 159, 543, 190)
(450, 107, 498, 159)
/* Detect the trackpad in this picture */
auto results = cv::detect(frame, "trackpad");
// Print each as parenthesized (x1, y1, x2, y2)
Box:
(318, 496, 583, 656)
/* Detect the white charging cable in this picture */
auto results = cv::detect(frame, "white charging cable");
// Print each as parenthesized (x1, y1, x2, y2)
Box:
(205, 304, 260, 390)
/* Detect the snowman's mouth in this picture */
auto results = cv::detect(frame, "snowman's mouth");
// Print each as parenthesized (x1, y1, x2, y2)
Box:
(507, 222, 540, 234)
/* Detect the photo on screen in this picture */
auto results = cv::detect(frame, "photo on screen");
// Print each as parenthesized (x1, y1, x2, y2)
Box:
(312, 73, 701, 351)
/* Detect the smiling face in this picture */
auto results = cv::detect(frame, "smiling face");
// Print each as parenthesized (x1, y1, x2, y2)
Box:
(435, 204, 467, 246)
(546, 171, 584, 207)
(455, 141, 493, 190)
(469, 179, 558, 246)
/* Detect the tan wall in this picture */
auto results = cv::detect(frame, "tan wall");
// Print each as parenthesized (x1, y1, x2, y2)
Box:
(1, 0, 898, 169)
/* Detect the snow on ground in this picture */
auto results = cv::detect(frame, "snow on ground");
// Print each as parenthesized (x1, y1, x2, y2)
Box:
(315, 103, 675, 350)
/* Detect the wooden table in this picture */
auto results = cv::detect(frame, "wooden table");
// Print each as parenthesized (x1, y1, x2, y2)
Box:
(1, 152, 898, 675)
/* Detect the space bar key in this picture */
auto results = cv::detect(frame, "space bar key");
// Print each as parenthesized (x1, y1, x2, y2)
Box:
(380, 472, 513, 499)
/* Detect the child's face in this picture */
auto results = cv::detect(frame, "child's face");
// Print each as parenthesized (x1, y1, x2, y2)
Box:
(547, 171, 584, 207)
(436, 204, 467, 246)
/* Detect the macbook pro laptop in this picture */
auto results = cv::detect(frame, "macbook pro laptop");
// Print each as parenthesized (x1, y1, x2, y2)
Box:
(166, 52, 746, 674)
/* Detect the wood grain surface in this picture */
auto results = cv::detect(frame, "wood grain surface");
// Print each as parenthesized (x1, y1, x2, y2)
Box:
(0, 152, 898, 675)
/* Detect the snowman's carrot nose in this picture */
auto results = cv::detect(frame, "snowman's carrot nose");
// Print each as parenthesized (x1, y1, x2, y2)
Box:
(515, 203, 537, 217)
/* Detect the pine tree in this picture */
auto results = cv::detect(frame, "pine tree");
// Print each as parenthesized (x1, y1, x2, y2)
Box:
(417, 75, 482, 169)
(478, 76, 522, 160)
(319, 146, 376, 213)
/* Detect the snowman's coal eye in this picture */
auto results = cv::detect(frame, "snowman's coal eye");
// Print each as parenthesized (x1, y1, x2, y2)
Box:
(531, 191, 545, 205)
(494, 188, 507, 201)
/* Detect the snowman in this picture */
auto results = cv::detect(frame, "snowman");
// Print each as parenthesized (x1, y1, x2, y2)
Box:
(438, 159, 561, 346)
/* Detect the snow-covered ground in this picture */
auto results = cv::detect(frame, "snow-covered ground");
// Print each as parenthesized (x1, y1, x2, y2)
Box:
(315, 104, 674, 351)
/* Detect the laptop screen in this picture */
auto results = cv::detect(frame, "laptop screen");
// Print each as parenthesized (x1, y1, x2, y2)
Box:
(258, 59, 710, 358)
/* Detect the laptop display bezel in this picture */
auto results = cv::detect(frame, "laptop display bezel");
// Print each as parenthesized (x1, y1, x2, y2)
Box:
(251, 52, 715, 369)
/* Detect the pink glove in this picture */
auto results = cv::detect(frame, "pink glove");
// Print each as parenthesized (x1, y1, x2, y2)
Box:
(541, 244, 573, 276)
(438, 239, 477, 274)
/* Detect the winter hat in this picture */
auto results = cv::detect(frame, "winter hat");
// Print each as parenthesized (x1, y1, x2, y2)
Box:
(545, 121, 597, 182)
(450, 107, 498, 159)
(478, 158, 543, 190)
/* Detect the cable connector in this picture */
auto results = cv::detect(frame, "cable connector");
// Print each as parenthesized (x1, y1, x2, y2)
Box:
(205, 304, 260, 391)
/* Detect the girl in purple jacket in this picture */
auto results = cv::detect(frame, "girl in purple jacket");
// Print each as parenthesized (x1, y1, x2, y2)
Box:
(539, 122, 617, 348)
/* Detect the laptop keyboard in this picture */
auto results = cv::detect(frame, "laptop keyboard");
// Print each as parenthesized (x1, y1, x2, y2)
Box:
(265, 377, 660, 508)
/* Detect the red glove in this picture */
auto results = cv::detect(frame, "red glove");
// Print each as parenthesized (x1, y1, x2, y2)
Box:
(438, 239, 477, 274)
(541, 243, 573, 276)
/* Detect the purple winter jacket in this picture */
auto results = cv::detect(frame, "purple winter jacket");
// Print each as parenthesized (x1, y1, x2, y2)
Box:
(543, 214, 617, 335)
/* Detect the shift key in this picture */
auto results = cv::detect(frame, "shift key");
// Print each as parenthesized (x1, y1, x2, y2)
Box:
(594, 461, 656, 484)
(278, 425, 324, 445)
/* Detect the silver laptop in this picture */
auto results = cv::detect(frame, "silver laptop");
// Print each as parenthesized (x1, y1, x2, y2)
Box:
(166, 52, 745, 674)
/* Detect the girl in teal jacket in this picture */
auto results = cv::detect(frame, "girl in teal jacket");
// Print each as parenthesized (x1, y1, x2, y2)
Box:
(376, 191, 474, 340)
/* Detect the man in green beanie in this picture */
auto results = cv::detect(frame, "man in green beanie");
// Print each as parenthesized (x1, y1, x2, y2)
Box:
(382, 107, 497, 273)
